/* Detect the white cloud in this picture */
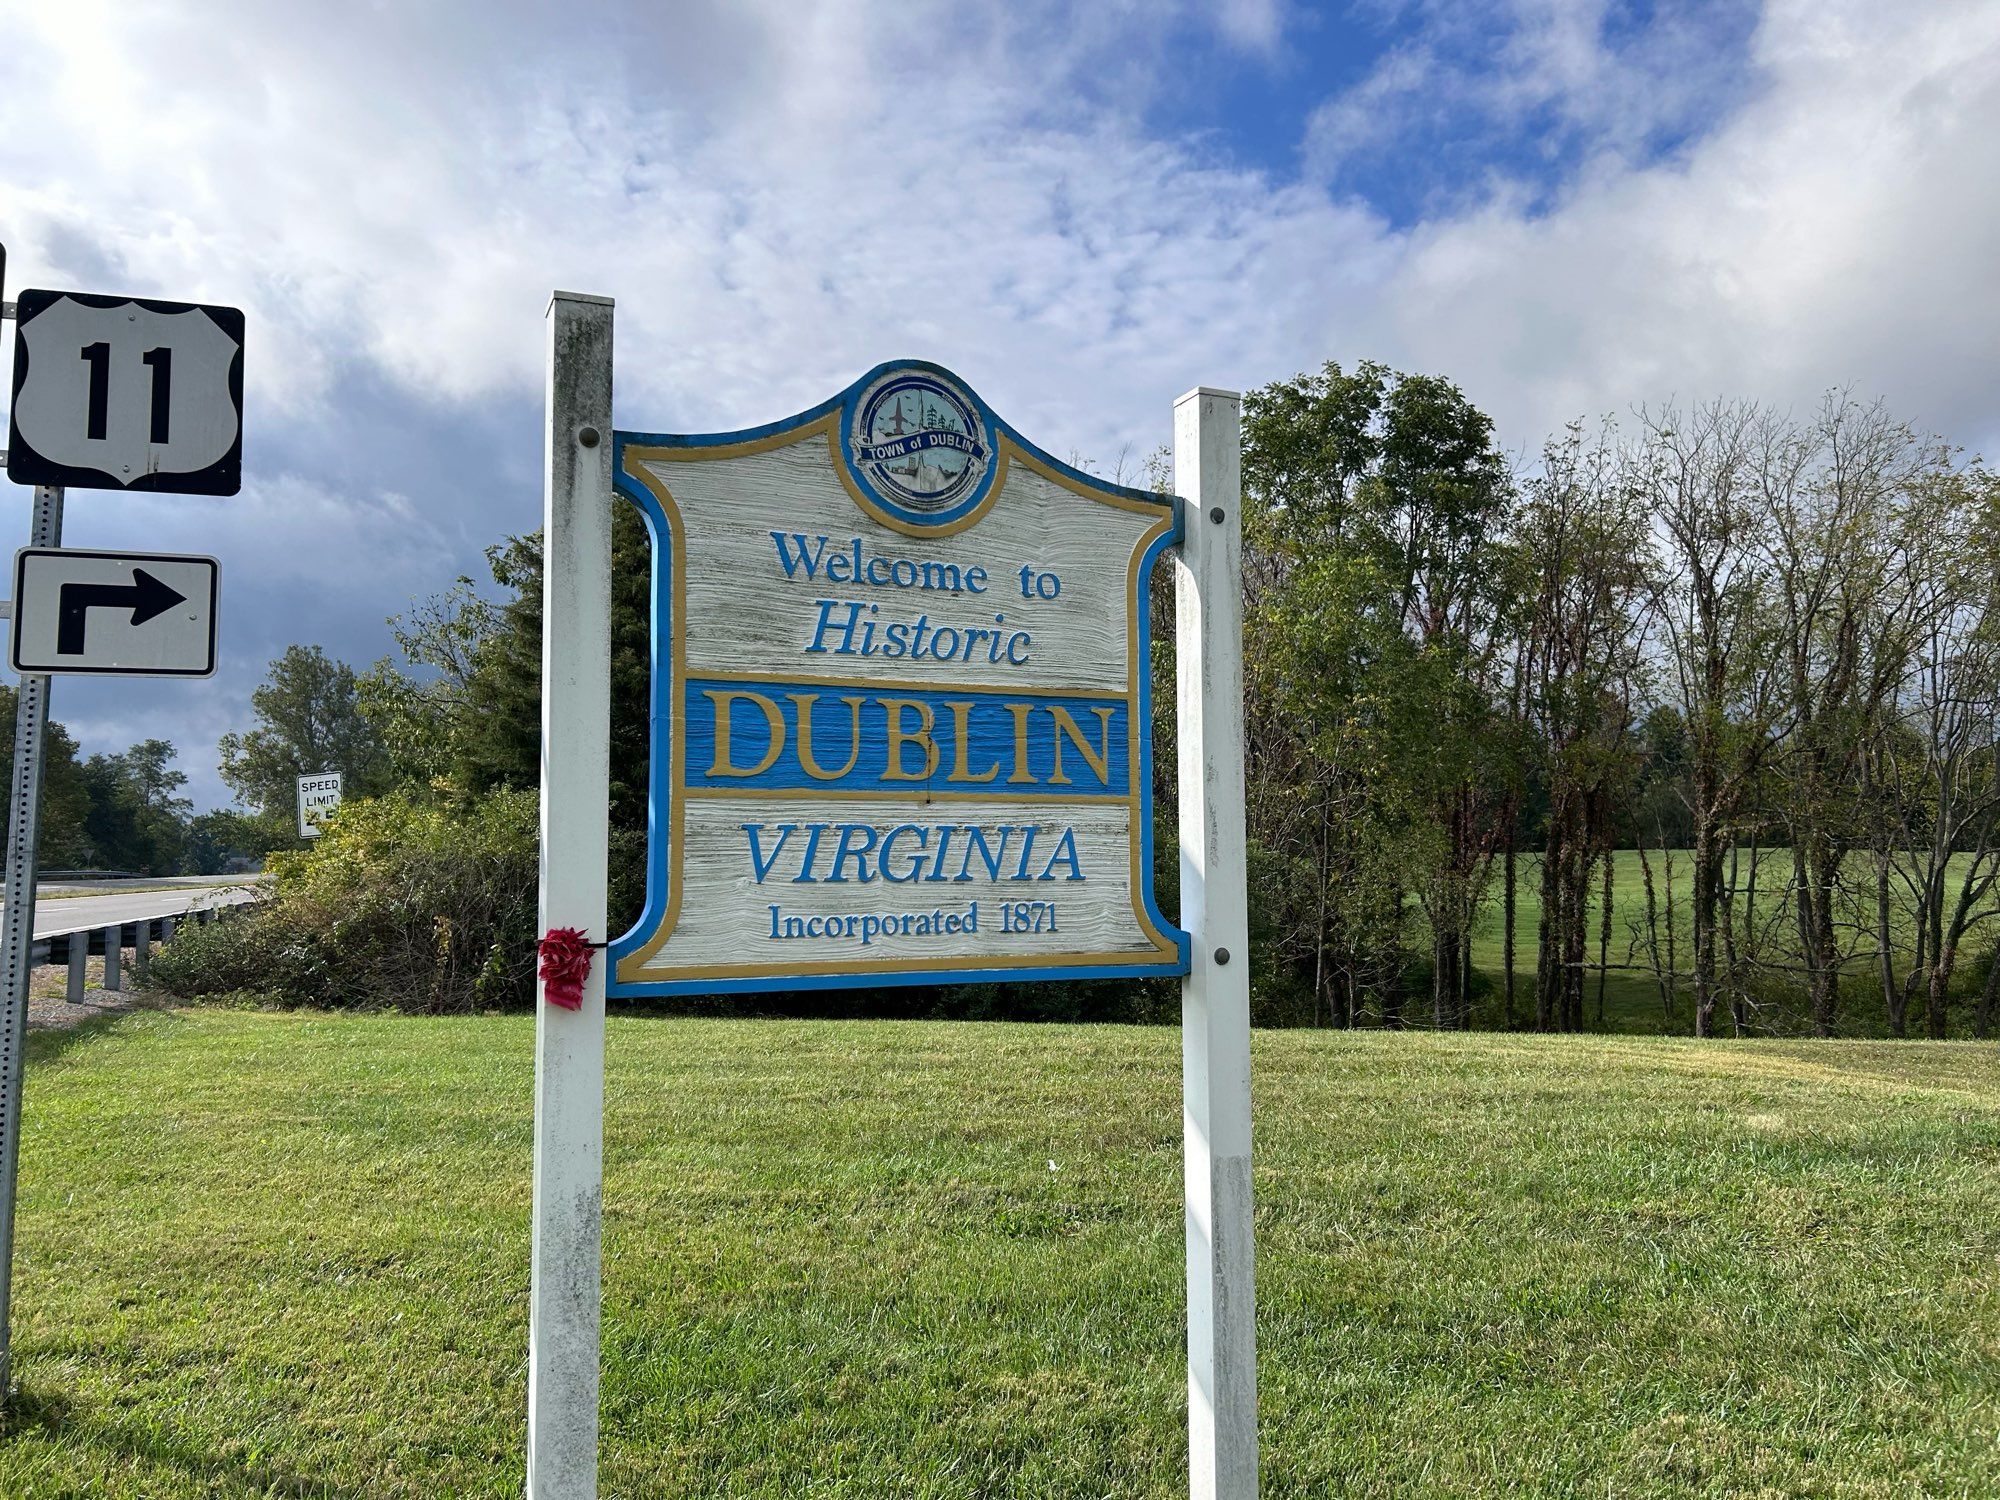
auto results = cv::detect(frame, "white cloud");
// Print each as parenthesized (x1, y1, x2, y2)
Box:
(1213, 0, 1291, 55)
(8, 1, 1987, 450)
(0, 1, 1353, 433)
(1, 0, 1998, 802)
(1303, 44, 1442, 178)
(1309, 0, 1761, 199)
(1355, 0, 2000, 453)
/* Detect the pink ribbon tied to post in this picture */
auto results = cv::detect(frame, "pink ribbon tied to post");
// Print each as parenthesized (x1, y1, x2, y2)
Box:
(538, 927, 596, 1010)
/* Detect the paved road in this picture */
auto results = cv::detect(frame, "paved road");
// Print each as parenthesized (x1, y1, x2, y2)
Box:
(25, 876, 267, 939)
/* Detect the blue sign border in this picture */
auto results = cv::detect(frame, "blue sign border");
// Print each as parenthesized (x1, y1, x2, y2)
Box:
(606, 359, 1190, 996)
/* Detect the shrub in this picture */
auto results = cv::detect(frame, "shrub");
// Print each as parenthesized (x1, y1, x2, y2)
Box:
(150, 789, 539, 1013)
(146, 905, 302, 999)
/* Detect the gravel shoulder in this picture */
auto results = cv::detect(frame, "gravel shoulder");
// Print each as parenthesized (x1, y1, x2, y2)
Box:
(23, 957, 163, 1031)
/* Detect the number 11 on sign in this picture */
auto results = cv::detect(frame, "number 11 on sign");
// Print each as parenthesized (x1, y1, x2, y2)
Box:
(78, 343, 172, 445)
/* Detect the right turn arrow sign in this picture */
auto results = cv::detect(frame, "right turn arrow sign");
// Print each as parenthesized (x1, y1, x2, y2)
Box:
(55, 568, 188, 655)
(11, 548, 218, 677)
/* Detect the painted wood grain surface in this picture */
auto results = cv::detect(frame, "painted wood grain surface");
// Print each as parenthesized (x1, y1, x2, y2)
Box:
(637, 439, 1157, 694)
(611, 366, 1184, 993)
(620, 793, 1174, 983)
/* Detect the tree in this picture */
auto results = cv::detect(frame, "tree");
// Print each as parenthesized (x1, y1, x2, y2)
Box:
(1240, 360, 1515, 1028)
(1244, 543, 1431, 1025)
(0, 685, 93, 869)
(1637, 401, 1783, 1035)
(1242, 366, 1396, 1022)
(219, 645, 390, 822)
(1377, 373, 1514, 1029)
(1762, 395, 1956, 1036)
(354, 504, 655, 925)
(1864, 463, 2000, 1036)
(357, 575, 499, 790)
(1517, 422, 1649, 1031)
(81, 738, 192, 873)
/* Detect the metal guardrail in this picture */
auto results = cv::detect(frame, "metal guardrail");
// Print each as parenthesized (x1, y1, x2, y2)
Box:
(41, 904, 253, 1003)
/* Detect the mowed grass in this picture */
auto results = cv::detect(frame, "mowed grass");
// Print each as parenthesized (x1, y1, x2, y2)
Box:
(1465, 849, 2000, 1034)
(2, 1011, 1999, 1496)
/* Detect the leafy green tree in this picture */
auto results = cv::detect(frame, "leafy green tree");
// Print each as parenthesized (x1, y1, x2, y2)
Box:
(1242, 359, 1513, 1027)
(0, 685, 93, 868)
(81, 738, 192, 873)
(455, 510, 655, 822)
(220, 645, 391, 823)
(364, 508, 655, 924)
(357, 576, 497, 791)
(1244, 543, 1431, 1024)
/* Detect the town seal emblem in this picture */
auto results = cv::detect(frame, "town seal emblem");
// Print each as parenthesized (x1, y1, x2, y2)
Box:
(843, 364, 996, 530)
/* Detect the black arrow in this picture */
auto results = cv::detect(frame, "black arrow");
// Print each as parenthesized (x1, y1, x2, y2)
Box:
(56, 570, 186, 656)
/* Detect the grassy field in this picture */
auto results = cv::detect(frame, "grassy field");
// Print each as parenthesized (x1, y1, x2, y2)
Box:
(1, 1011, 1997, 1496)
(1464, 849, 2000, 1034)
(1466, 847, 1736, 1031)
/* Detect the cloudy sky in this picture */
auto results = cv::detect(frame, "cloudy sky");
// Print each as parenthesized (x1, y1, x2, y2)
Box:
(2, 0, 1997, 808)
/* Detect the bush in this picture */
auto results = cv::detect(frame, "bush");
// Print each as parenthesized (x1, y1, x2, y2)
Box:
(145, 906, 290, 999)
(150, 790, 539, 1013)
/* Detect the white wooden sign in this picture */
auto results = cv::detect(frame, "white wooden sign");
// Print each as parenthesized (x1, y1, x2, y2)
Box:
(606, 361, 1189, 995)
(529, 297, 1256, 1500)
(296, 771, 342, 837)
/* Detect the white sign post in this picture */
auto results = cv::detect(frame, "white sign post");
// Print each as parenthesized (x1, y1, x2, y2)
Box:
(1174, 388, 1257, 1496)
(296, 772, 344, 838)
(527, 295, 1256, 1496)
(528, 291, 614, 1497)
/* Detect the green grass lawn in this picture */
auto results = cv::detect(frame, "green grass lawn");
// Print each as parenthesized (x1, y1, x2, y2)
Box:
(2, 1011, 1998, 1496)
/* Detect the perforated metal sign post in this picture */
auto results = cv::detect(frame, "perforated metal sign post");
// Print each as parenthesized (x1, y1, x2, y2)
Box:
(528, 293, 1256, 1497)
(0, 253, 67, 1394)
(0, 482, 62, 1397)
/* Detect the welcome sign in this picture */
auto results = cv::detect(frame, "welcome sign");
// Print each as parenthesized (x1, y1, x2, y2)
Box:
(533, 300, 1256, 1495)
(607, 360, 1190, 995)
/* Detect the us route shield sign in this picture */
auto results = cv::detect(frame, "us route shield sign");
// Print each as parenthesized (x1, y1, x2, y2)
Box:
(606, 360, 1190, 997)
(6, 290, 245, 495)
(10, 548, 219, 676)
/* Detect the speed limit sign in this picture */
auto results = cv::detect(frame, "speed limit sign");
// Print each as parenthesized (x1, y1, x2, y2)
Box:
(6, 290, 244, 495)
